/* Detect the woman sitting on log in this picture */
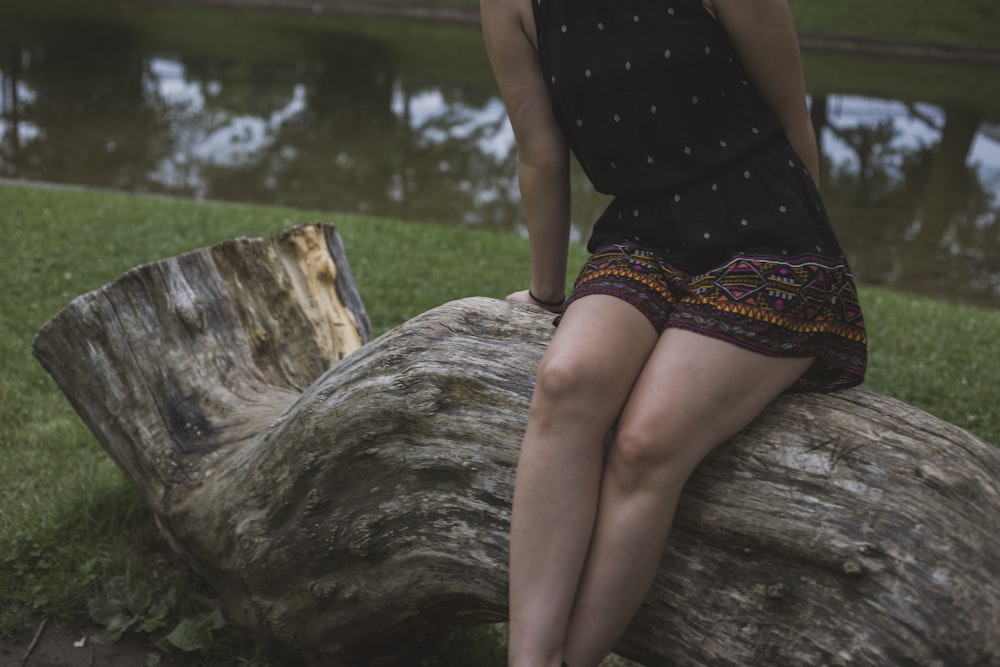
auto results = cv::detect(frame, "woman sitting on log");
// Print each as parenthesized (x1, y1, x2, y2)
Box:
(479, 0, 869, 665)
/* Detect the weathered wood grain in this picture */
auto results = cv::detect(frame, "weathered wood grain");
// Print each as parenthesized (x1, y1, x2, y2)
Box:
(32, 225, 1000, 666)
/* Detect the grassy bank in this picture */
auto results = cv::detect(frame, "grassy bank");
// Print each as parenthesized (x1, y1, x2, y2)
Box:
(396, 0, 1000, 47)
(787, 0, 1000, 47)
(3, 0, 998, 119)
(2, 183, 999, 664)
(0, 184, 549, 664)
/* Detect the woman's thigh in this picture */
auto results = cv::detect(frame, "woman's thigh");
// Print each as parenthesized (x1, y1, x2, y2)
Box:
(610, 327, 814, 476)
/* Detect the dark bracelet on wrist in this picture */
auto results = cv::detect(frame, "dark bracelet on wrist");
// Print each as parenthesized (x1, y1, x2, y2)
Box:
(528, 290, 566, 307)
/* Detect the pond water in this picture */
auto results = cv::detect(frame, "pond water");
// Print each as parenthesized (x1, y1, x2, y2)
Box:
(1, 6, 999, 308)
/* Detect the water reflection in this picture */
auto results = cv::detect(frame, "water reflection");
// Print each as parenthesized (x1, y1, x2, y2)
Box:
(1, 13, 998, 307)
(817, 97, 1000, 303)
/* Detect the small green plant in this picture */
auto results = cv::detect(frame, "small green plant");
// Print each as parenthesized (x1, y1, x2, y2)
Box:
(87, 575, 175, 645)
(87, 572, 227, 664)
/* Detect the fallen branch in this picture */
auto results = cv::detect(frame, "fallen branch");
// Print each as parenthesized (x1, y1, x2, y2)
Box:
(33, 224, 1000, 666)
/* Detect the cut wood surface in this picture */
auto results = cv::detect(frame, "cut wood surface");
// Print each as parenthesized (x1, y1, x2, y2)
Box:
(33, 224, 1000, 666)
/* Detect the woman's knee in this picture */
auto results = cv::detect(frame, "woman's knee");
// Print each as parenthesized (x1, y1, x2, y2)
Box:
(605, 424, 699, 492)
(528, 352, 626, 434)
(533, 350, 605, 406)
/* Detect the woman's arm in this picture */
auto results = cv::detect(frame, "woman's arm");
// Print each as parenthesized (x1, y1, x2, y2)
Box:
(706, 0, 821, 184)
(481, 0, 571, 309)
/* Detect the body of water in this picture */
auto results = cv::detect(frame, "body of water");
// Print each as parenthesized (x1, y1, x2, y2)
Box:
(1, 3, 999, 307)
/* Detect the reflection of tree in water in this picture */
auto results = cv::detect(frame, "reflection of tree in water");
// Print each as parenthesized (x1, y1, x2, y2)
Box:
(0, 45, 22, 175)
(182, 30, 525, 230)
(2, 9, 998, 305)
(818, 95, 998, 305)
(829, 120, 900, 203)
(277, 30, 399, 205)
(396, 88, 520, 228)
(0, 21, 174, 191)
(183, 60, 301, 120)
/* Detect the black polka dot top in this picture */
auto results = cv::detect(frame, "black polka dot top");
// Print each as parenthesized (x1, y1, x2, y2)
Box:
(531, 0, 783, 195)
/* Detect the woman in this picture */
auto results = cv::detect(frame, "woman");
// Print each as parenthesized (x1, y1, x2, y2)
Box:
(479, 1, 868, 666)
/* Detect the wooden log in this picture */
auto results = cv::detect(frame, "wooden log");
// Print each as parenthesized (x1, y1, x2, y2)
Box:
(32, 224, 1000, 666)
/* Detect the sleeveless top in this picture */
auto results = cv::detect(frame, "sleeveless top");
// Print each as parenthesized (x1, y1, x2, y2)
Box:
(530, 0, 868, 392)
(531, 0, 783, 195)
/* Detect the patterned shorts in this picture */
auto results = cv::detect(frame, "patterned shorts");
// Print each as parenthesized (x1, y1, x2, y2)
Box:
(563, 241, 868, 392)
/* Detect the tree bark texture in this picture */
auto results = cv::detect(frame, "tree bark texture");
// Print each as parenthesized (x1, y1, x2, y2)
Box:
(33, 224, 1000, 666)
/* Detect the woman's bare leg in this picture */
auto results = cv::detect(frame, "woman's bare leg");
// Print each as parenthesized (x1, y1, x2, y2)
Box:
(507, 296, 659, 667)
(562, 329, 814, 667)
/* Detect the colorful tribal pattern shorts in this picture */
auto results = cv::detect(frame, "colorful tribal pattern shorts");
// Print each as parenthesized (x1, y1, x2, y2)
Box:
(564, 241, 867, 392)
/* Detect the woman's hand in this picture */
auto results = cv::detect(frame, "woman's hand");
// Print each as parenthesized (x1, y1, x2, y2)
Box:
(507, 289, 567, 314)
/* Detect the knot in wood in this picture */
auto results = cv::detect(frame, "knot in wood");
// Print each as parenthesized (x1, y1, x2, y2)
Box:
(765, 582, 789, 599)
(174, 297, 205, 331)
(842, 558, 864, 575)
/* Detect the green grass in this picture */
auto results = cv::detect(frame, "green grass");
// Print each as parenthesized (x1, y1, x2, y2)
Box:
(0, 183, 586, 663)
(2, 183, 999, 664)
(0, 0, 494, 87)
(788, 0, 1000, 47)
(387, 0, 1000, 44)
(861, 290, 1000, 441)
(381, 0, 1000, 47)
(3, 0, 998, 120)
(0, 187, 313, 661)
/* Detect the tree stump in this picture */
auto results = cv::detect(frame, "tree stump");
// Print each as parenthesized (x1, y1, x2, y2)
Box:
(33, 224, 1000, 666)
